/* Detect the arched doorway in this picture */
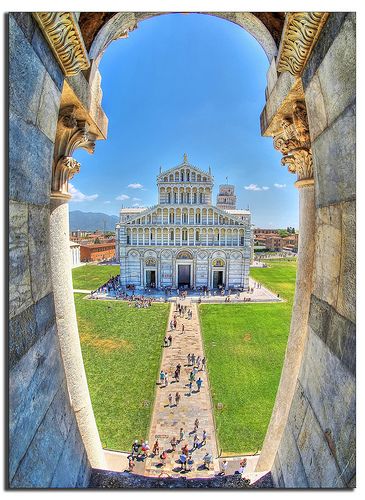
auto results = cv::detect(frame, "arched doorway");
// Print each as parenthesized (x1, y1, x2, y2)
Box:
(9, 11, 355, 488)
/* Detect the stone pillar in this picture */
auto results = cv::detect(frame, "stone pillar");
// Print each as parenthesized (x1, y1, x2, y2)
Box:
(50, 197, 105, 469)
(256, 100, 315, 472)
(49, 105, 105, 469)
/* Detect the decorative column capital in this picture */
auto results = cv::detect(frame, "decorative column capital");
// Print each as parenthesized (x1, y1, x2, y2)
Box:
(273, 100, 314, 188)
(33, 12, 90, 76)
(277, 12, 329, 76)
(51, 106, 96, 200)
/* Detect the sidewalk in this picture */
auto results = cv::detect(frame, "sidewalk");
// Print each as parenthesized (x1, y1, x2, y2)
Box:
(145, 301, 219, 478)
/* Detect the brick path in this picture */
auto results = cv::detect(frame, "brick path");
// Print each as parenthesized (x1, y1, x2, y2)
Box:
(144, 300, 219, 478)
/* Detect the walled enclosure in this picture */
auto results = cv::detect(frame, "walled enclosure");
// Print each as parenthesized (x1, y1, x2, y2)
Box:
(9, 12, 355, 488)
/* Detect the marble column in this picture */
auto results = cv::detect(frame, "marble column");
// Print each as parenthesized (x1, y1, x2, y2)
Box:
(50, 195, 105, 469)
(256, 100, 315, 472)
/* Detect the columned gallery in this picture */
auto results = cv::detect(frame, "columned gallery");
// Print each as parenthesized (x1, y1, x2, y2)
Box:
(116, 155, 252, 290)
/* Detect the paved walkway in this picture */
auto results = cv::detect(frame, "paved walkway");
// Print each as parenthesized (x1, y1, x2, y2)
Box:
(144, 301, 219, 478)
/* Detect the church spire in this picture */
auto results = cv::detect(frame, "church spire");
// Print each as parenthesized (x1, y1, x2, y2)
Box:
(183, 152, 188, 163)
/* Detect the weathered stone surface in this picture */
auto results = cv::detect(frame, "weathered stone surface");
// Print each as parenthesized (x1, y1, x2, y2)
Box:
(317, 14, 356, 127)
(37, 72, 61, 142)
(75, 451, 92, 488)
(31, 23, 64, 91)
(271, 455, 284, 488)
(305, 72, 328, 142)
(266, 56, 278, 97)
(11, 382, 76, 488)
(50, 417, 86, 487)
(9, 107, 53, 205)
(9, 15, 45, 125)
(9, 293, 57, 370)
(287, 381, 309, 441)
(313, 102, 355, 208)
(337, 200, 356, 323)
(299, 329, 355, 486)
(9, 326, 64, 482)
(313, 204, 342, 310)
(35, 292, 56, 337)
(9, 200, 32, 319)
(29, 204, 53, 302)
(11, 12, 36, 44)
(302, 12, 348, 89)
(260, 71, 296, 134)
(309, 294, 355, 376)
(277, 427, 309, 488)
(9, 303, 36, 370)
(297, 402, 344, 487)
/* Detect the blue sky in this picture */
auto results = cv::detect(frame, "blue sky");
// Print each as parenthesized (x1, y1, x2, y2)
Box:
(71, 13, 298, 229)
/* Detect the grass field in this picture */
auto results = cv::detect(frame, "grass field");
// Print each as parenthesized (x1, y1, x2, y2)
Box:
(72, 264, 120, 290)
(199, 259, 297, 455)
(74, 294, 170, 450)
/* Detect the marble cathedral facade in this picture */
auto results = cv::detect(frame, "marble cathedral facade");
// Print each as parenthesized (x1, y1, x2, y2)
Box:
(116, 155, 252, 290)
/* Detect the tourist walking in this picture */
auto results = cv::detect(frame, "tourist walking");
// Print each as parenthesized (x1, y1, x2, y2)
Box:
(191, 353, 196, 366)
(179, 428, 185, 442)
(181, 323, 185, 334)
(196, 377, 203, 392)
(182, 443, 189, 456)
(203, 452, 213, 470)
(171, 436, 177, 451)
(168, 334, 172, 346)
(159, 370, 165, 385)
(220, 460, 228, 476)
(180, 452, 188, 471)
(201, 357, 206, 371)
(175, 392, 181, 406)
(192, 434, 199, 450)
(170, 319, 174, 330)
(164, 372, 169, 387)
(187, 353, 191, 366)
(196, 356, 201, 370)
(152, 439, 160, 456)
(238, 458, 248, 477)
(174, 368, 180, 382)
(194, 418, 199, 433)
(188, 380, 193, 395)
(131, 440, 140, 458)
(128, 457, 135, 473)
(168, 393, 173, 407)
(201, 430, 207, 446)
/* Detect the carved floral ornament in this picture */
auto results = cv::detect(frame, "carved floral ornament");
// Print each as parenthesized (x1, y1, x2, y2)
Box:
(277, 12, 329, 76)
(51, 106, 96, 200)
(273, 101, 314, 188)
(32, 12, 90, 76)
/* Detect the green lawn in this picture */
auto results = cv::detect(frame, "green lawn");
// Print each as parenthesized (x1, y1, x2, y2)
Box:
(72, 264, 120, 290)
(74, 294, 170, 450)
(199, 259, 297, 455)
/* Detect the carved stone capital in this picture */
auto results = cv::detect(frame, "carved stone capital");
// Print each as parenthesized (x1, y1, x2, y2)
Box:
(273, 100, 313, 187)
(277, 12, 329, 76)
(33, 12, 90, 76)
(51, 106, 96, 200)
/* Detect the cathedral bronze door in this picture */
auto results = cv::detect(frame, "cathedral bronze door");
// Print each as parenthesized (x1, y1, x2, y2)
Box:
(146, 270, 156, 287)
(213, 270, 224, 288)
(178, 265, 191, 287)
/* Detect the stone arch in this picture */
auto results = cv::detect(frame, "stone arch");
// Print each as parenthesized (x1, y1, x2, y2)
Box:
(9, 11, 355, 489)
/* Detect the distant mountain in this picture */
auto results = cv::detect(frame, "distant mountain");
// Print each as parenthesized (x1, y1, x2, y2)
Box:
(69, 211, 119, 232)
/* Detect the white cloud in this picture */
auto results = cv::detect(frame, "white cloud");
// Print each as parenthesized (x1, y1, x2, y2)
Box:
(244, 184, 271, 191)
(69, 183, 98, 202)
(128, 183, 144, 189)
(274, 183, 287, 188)
(132, 197, 142, 201)
(116, 194, 130, 201)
